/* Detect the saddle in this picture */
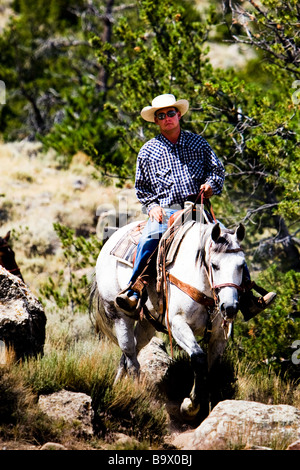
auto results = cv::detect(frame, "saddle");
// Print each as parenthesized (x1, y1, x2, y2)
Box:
(110, 205, 195, 270)
(111, 202, 214, 301)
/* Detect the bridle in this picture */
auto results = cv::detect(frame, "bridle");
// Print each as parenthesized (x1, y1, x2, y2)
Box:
(193, 189, 245, 295)
(165, 239, 245, 344)
(206, 243, 245, 306)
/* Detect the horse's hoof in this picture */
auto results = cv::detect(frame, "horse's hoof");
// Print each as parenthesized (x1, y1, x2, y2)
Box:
(180, 398, 200, 420)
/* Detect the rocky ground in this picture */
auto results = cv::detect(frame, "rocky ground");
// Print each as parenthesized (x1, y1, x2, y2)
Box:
(1, 143, 300, 451)
(3, 337, 299, 452)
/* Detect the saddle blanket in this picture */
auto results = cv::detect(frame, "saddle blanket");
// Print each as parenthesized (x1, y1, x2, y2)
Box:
(110, 212, 195, 268)
(110, 221, 147, 267)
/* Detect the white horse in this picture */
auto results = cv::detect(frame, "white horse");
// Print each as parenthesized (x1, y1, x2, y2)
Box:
(90, 217, 246, 420)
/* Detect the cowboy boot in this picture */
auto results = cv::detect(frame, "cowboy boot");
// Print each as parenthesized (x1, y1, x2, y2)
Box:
(115, 277, 148, 316)
(115, 289, 140, 315)
(239, 290, 277, 321)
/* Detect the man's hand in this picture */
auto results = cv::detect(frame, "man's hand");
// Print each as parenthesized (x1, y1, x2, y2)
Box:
(200, 183, 213, 198)
(149, 206, 166, 223)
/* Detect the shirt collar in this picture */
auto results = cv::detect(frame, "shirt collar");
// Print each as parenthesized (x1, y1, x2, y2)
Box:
(157, 130, 186, 148)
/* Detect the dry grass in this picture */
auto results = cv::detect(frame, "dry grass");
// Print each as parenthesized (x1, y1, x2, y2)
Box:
(0, 143, 139, 294)
(0, 308, 168, 448)
(235, 361, 300, 408)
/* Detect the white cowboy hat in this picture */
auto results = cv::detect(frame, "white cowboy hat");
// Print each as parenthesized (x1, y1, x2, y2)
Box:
(140, 93, 189, 122)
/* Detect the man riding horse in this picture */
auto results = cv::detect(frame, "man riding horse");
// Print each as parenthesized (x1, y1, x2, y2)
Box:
(115, 93, 276, 319)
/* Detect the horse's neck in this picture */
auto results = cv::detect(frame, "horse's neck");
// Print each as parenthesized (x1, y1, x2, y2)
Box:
(170, 223, 212, 293)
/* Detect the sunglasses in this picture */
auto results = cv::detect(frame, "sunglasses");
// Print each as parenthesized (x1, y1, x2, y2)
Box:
(156, 110, 177, 120)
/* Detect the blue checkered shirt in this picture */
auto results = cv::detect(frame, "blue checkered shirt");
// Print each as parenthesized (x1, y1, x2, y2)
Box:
(135, 130, 225, 214)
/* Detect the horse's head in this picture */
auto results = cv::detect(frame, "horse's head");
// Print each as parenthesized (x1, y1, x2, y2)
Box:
(207, 223, 245, 321)
(0, 231, 12, 259)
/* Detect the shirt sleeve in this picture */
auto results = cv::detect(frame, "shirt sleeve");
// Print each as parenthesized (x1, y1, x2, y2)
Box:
(201, 140, 225, 195)
(135, 148, 160, 214)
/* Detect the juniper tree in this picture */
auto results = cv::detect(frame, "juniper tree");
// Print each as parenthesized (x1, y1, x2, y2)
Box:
(0, 0, 299, 270)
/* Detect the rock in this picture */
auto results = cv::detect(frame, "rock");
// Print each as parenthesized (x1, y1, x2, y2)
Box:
(138, 336, 172, 395)
(244, 445, 272, 450)
(38, 390, 93, 436)
(112, 432, 139, 447)
(176, 400, 300, 450)
(287, 439, 300, 450)
(171, 429, 196, 450)
(73, 178, 86, 191)
(0, 266, 46, 361)
(40, 442, 67, 450)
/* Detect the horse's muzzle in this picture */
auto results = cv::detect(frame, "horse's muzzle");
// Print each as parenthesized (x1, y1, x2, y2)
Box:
(220, 301, 239, 320)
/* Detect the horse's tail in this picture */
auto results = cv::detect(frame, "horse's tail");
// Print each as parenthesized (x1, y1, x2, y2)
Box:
(89, 275, 118, 345)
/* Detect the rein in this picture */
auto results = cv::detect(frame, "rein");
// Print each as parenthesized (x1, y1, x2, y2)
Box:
(193, 188, 217, 224)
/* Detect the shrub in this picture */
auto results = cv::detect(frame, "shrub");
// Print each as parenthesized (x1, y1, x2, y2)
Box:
(39, 223, 102, 313)
(234, 266, 300, 380)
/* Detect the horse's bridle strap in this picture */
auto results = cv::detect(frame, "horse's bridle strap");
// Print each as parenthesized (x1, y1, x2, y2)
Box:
(213, 282, 244, 291)
(208, 244, 245, 293)
(167, 273, 215, 307)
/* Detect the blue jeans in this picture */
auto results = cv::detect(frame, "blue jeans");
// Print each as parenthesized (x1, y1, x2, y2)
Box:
(128, 209, 178, 292)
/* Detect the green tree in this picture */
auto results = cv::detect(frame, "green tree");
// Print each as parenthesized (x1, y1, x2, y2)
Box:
(1, 0, 299, 271)
(0, 0, 92, 139)
(86, 0, 300, 270)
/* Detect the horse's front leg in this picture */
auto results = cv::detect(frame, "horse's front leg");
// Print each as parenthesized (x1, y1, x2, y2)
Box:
(170, 313, 209, 421)
(114, 316, 140, 382)
(207, 318, 231, 408)
(188, 351, 209, 420)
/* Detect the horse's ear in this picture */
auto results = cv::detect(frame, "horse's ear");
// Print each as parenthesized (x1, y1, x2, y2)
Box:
(4, 231, 11, 242)
(211, 223, 221, 243)
(235, 223, 245, 242)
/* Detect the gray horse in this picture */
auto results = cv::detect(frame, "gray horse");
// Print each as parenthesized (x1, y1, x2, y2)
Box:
(91, 218, 245, 420)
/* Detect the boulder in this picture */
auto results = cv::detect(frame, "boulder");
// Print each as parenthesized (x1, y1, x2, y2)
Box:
(38, 389, 93, 437)
(138, 336, 172, 395)
(173, 400, 300, 450)
(287, 439, 300, 450)
(0, 266, 46, 361)
(40, 442, 67, 451)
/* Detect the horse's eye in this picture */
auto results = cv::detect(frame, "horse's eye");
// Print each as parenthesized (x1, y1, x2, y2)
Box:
(211, 263, 219, 271)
